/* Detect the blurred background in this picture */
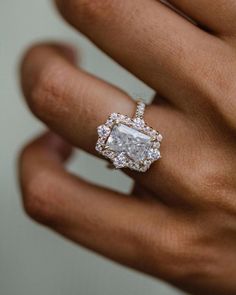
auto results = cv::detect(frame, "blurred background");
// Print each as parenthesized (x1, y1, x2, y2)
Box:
(1, 1, 182, 294)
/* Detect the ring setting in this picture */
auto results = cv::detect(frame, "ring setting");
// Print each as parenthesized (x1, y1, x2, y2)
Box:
(95, 101, 163, 172)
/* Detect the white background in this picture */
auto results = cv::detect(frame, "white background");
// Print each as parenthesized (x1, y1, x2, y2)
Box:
(0, 1, 183, 294)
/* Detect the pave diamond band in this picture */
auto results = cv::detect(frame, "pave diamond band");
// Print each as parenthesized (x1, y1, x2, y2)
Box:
(96, 100, 162, 172)
(135, 101, 146, 119)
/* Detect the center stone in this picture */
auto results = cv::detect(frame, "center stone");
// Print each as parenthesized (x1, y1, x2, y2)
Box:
(106, 124, 152, 162)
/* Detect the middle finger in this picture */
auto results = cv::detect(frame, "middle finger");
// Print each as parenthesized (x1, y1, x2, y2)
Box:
(55, 0, 228, 108)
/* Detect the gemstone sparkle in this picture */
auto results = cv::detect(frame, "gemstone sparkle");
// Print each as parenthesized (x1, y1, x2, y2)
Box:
(95, 107, 162, 172)
(106, 124, 153, 162)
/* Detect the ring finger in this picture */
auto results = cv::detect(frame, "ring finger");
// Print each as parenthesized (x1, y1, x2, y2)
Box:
(20, 43, 188, 185)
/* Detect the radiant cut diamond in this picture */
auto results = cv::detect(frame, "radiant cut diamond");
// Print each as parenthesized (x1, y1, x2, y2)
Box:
(106, 124, 152, 162)
(95, 102, 162, 172)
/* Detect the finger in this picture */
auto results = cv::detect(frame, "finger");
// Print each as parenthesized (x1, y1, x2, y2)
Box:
(20, 42, 209, 211)
(20, 43, 187, 159)
(19, 132, 176, 280)
(54, 0, 227, 108)
(20, 43, 136, 154)
(166, 0, 236, 36)
(20, 42, 196, 199)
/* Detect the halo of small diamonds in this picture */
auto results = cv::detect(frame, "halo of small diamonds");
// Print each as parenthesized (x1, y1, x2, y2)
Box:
(95, 103, 162, 172)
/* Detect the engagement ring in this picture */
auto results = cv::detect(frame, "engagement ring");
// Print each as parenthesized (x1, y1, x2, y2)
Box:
(95, 100, 162, 172)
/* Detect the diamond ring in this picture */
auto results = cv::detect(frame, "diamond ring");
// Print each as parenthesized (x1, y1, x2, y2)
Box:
(95, 100, 163, 172)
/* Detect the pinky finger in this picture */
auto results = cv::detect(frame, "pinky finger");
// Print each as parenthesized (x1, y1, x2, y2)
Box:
(18, 131, 172, 276)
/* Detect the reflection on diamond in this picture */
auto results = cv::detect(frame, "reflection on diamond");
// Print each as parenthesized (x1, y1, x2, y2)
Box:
(96, 111, 162, 172)
(97, 125, 110, 137)
(113, 152, 127, 168)
(146, 149, 160, 160)
(106, 124, 152, 162)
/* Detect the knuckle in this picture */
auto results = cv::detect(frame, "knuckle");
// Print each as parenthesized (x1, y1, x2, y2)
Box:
(169, 253, 218, 286)
(56, 0, 118, 30)
(137, 215, 220, 284)
(22, 171, 58, 225)
(183, 151, 236, 211)
(194, 161, 236, 212)
(158, 234, 218, 284)
(209, 78, 236, 131)
(196, 163, 226, 195)
(29, 60, 69, 122)
(193, 51, 236, 130)
(170, 244, 212, 279)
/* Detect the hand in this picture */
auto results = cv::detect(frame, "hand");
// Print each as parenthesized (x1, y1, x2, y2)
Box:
(19, 1, 236, 294)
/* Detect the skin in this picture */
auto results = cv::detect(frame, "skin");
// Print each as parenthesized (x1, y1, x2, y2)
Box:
(19, 1, 236, 294)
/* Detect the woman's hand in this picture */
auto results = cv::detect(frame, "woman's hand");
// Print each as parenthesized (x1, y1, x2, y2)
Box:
(19, 1, 236, 294)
